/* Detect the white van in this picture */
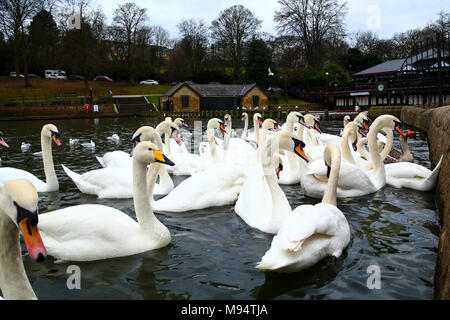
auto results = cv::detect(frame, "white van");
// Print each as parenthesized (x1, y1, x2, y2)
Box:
(45, 69, 67, 80)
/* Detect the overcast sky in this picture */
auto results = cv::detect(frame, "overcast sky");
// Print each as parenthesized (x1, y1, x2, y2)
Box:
(95, 0, 450, 41)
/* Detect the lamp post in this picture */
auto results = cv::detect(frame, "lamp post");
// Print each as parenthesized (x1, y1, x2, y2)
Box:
(325, 72, 329, 108)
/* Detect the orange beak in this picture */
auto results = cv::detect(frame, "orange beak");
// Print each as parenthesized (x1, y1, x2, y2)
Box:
(295, 144, 309, 163)
(395, 124, 406, 136)
(258, 118, 263, 126)
(314, 123, 322, 134)
(52, 135, 62, 147)
(363, 121, 369, 130)
(19, 218, 47, 262)
(219, 123, 227, 133)
(241, 115, 246, 121)
(406, 129, 416, 138)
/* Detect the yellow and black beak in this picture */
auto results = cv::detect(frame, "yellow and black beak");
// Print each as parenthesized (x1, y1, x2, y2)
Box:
(292, 137, 309, 163)
(18, 217, 46, 263)
(153, 150, 175, 166)
(394, 121, 406, 136)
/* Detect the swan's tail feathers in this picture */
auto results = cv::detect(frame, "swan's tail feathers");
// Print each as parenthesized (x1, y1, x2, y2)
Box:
(422, 155, 443, 191)
(61, 164, 99, 195)
(96, 156, 105, 167)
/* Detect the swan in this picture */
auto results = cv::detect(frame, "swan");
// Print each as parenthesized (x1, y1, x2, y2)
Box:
(154, 118, 246, 212)
(384, 129, 415, 163)
(82, 140, 95, 148)
(63, 126, 174, 198)
(246, 113, 263, 145)
(198, 118, 228, 162)
(38, 142, 174, 262)
(299, 115, 405, 198)
(257, 145, 351, 273)
(222, 114, 259, 168)
(234, 131, 309, 234)
(0, 179, 47, 299)
(169, 118, 189, 154)
(21, 142, 31, 152)
(156, 119, 182, 156)
(384, 154, 443, 192)
(0, 124, 61, 192)
(241, 112, 249, 139)
(278, 112, 310, 185)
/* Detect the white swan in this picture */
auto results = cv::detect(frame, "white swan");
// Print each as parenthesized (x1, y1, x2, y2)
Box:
(0, 124, 61, 192)
(63, 126, 174, 198)
(299, 115, 405, 198)
(169, 118, 189, 154)
(38, 142, 174, 262)
(234, 131, 309, 234)
(241, 112, 249, 139)
(0, 179, 47, 299)
(278, 112, 310, 185)
(246, 113, 263, 145)
(257, 145, 351, 273)
(107, 133, 120, 142)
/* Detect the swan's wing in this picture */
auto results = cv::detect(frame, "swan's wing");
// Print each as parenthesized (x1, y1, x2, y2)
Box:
(278, 203, 343, 252)
(385, 162, 431, 179)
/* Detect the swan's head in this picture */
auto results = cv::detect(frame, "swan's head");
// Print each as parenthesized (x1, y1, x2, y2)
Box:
(275, 156, 283, 180)
(133, 141, 175, 166)
(131, 126, 163, 155)
(156, 120, 182, 145)
(343, 115, 351, 126)
(354, 112, 370, 130)
(0, 131, 9, 148)
(323, 145, 341, 178)
(304, 114, 322, 134)
(224, 114, 232, 128)
(344, 122, 360, 151)
(208, 118, 227, 133)
(0, 179, 46, 262)
(241, 112, 248, 120)
(272, 131, 308, 163)
(174, 118, 188, 128)
(42, 124, 62, 147)
(262, 119, 279, 131)
(287, 111, 310, 129)
(373, 115, 406, 137)
(253, 113, 263, 126)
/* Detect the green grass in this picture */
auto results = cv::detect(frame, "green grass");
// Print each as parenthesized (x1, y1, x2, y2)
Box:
(268, 97, 312, 106)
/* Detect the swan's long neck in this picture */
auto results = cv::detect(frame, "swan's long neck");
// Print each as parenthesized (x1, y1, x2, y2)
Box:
(241, 116, 248, 139)
(399, 135, 411, 158)
(367, 119, 386, 187)
(341, 128, 355, 164)
(322, 151, 341, 207)
(308, 129, 318, 146)
(224, 119, 231, 151)
(133, 159, 160, 232)
(41, 133, 58, 190)
(207, 128, 218, 162)
(0, 207, 36, 300)
(253, 116, 260, 145)
(379, 129, 393, 161)
(357, 137, 370, 160)
(164, 132, 171, 154)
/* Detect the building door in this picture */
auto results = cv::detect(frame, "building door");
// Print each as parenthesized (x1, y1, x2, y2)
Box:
(252, 95, 259, 107)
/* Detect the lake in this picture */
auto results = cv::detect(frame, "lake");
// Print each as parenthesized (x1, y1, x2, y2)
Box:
(0, 116, 439, 299)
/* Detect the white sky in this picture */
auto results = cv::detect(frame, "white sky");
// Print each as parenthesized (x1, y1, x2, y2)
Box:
(94, 0, 450, 40)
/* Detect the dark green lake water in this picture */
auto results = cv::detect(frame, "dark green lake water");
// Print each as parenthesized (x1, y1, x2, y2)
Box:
(0, 117, 439, 299)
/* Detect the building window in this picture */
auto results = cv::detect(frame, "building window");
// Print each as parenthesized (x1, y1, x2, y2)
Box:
(182, 95, 189, 108)
(252, 95, 259, 107)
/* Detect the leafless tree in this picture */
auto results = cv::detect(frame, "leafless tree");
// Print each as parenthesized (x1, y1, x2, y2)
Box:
(210, 4, 261, 82)
(274, 0, 348, 68)
(0, 0, 44, 86)
(152, 25, 171, 71)
(111, 2, 149, 83)
(176, 18, 209, 75)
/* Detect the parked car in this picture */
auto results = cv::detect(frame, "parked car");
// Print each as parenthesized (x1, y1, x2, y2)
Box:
(10, 72, 24, 78)
(94, 75, 113, 82)
(45, 69, 67, 79)
(28, 74, 41, 78)
(140, 79, 159, 85)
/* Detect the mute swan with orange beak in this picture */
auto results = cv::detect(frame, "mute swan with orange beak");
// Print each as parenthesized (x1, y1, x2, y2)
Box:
(0, 179, 47, 299)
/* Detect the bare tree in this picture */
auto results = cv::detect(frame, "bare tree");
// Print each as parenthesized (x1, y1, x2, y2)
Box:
(111, 2, 149, 83)
(0, 0, 43, 86)
(274, 0, 348, 68)
(152, 25, 171, 72)
(177, 18, 208, 75)
(210, 4, 262, 82)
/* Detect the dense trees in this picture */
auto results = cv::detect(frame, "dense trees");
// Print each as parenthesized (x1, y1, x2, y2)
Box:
(0, 0, 447, 93)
